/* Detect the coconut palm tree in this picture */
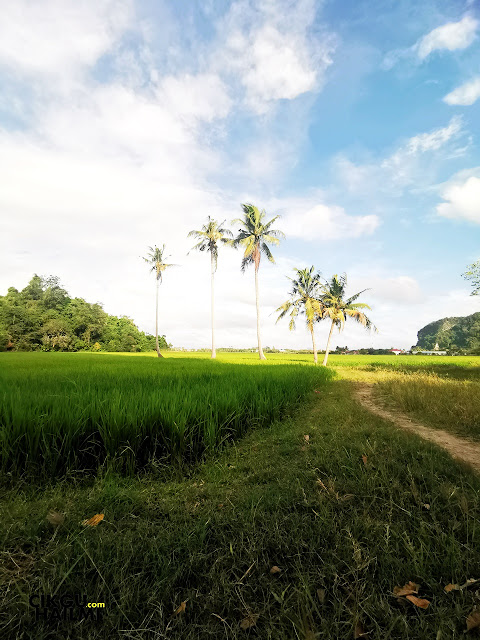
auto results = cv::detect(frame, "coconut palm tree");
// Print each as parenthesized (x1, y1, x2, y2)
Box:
(143, 245, 173, 358)
(232, 204, 285, 360)
(276, 267, 323, 364)
(319, 273, 376, 366)
(188, 217, 233, 358)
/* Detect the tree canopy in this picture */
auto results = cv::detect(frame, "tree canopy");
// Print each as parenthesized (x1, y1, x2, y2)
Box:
(0, 275, 170, 352)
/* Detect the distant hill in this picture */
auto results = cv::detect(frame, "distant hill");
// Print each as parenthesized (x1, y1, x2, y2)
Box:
(0, 274, 170, 353)
(416, 312, 480, 353)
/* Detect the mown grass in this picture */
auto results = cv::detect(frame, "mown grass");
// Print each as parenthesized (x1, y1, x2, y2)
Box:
(2, 377, 480, 639)
(0, 353, 333, 478)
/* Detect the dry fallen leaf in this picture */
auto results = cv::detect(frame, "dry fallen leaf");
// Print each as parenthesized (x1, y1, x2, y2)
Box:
(354, 621, 368, 638)
(445, 578, 479, 593)
(444, 583, 459, 592)
(406, 595, 430, 609)
(316, 588, 326, 604)
(303, 435, 310, 443)
(174, 601, 187, 616)
(270, 565, 281, 574)
(361, 455, 368, 466)
(393, 581, 419, 597)
(422, 503, 430, 510)
(466, 610, 480, 632)
(47, 511, 65, 526)
(239, 614, 259, 630)
(81, 513, 104, 527)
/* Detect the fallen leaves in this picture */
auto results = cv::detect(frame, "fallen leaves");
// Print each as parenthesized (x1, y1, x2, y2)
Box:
(81, 513, 104, 527)
(444, 578, 479, 592)
(393, 581, 430, 609)
(239, 613, 259, 630)
(303, 435, 310, 443)
(466, 610, 480, 632)
(361, 455, 368, 466)
(174, 601, 187, 616)
(393, 581, 419, 597)
(47, 511, 65, 526)
(405, 595, 430, 609)
(270, 565, 281, 574)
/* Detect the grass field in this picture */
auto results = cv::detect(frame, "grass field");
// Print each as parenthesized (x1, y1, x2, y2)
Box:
(1, 352, 480, 639)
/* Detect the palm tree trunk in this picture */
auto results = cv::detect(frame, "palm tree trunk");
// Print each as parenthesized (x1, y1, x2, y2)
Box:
(255, 265, 266, 360)
(210, 252, 216, 359)
(322, 319, 335, 366)
(310, 324, 317, 365)
(155, 280, 163, 358)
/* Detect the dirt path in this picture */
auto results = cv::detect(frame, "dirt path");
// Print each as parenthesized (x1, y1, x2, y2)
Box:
(354, 383, 480, 473)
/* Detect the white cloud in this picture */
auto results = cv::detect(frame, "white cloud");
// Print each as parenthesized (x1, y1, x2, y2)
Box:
(443, 76, 480, 106)
(282, 203, 380, 240)
(416, 15, 478, 59)
(437, 170, 480, 224)
(220, 0, 336, 113)
(0, 0, 132, 78)
(383, 15, 478, 69)
(160, 74, 232, 122)
(336, 116, 465, 195)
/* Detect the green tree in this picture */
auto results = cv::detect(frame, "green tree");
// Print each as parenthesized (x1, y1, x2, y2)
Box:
(463, 260, 480, 296)
(232, 204, 284, 360)
(188, 217, 232, 358)
(276, 267, 323, 364)
(319, 274, 376, 366)
(143, 245, 174, 358)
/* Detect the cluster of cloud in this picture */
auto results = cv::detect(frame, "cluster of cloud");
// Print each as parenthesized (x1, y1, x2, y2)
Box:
(437, 170, 480, 224)
(335, 116, 466, 196)
(443, 77, 480, 106)
(383, 14, 478, 69)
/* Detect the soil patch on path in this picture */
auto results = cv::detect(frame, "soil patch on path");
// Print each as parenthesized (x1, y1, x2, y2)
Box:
(354, 383, 480, 473)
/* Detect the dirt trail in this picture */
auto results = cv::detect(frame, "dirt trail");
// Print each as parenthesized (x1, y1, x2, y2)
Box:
(354, 383, 480, 473)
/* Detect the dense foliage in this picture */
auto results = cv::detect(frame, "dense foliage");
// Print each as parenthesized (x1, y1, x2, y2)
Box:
(0, 275, 170, 352)
(416, 311, 480, 353)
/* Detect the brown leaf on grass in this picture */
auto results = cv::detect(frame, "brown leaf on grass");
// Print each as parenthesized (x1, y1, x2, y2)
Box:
(406, 595, 430, 609)
(81, 513, 104, 527)
(174, 601, 187, 616)
(466, 610, 480, 632)
(316, 588, 326, 604)
(354, 621, 368, 638)
(361, 455, 368, 466)
(239, 614, 259, 630)
(444, 583, 459, 592)
(422, 503, 430, 510)
(393, 581, 419, 597)
(303, 435, 310, 443)
(47, 511, 65, 526)
(270, 565, 281, 574)
(445, 578, 479, 593)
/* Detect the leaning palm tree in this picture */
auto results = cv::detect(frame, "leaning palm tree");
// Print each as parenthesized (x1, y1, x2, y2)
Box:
(319, 273, 376, 366)
(188, 217, 233, 358)
(232, 204, 285, 360)
(276, 267, 323, 364)
(143, 245, 173, 358)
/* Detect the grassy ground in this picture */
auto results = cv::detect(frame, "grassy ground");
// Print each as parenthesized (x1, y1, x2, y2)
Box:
(1, 353, 480, 638)
(0, 353, 332, 478)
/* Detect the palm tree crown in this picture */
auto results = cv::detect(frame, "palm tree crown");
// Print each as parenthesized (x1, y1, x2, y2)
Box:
(276, 266, 323, 364)
(276, 267, 323, 331)
(232, 204, 285, 271)
(188, 217, 232, 269)
(320, 274, 375, 330)
(143, 245, 173, 282)
(319, 274, 377, 366)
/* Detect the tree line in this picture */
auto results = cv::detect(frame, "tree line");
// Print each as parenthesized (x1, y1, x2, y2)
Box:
(146, 203, 376, 365)
(0, 275, 170, 353)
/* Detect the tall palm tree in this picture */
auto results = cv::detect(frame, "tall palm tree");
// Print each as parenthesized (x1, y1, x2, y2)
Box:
(276, 267, 323, 364)
(319, 273, 376, 366)
(188, 217, 233, 359)
(143, 245, 173, 358)
(232, 204, 284, 360)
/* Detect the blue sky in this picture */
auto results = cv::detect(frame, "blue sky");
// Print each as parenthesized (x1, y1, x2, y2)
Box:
(1, 0, 479, 350)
